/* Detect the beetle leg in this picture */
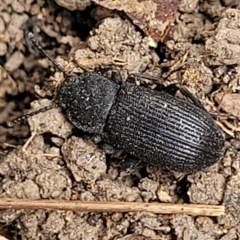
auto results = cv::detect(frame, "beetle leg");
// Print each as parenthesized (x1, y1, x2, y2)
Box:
(129, 73, 163, 83)
(178, 85, 206, 110)
(100, 143, 116, 154)
(111, 70, 123, 84)
(162, 82, 206, 110)
(99, 142, 145, 175)
(127, 73, 164, 87)
(121, 155, 147, 174)
(163, 83, 179, 96)
(130, 73, 178, 95)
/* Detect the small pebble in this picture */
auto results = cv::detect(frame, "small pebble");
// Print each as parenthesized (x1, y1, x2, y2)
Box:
(4, 51, 24, 72)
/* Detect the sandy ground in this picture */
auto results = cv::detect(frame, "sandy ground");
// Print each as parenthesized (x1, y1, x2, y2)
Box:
(1, 0, 240, 239)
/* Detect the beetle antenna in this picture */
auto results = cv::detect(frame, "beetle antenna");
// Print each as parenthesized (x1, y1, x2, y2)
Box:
(28, 32, 71, 77)
(7, 104, 59, 127)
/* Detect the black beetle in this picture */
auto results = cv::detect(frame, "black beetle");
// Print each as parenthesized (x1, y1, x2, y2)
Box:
(10, 33, 224, 174)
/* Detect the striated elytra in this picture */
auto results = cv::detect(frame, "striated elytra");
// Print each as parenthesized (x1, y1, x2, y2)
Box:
(20, 33, 224, 174)
(58, 72, 224, 174)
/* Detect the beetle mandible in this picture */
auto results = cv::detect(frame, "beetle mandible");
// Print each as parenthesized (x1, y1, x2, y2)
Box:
(10, 33, 224, 174)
